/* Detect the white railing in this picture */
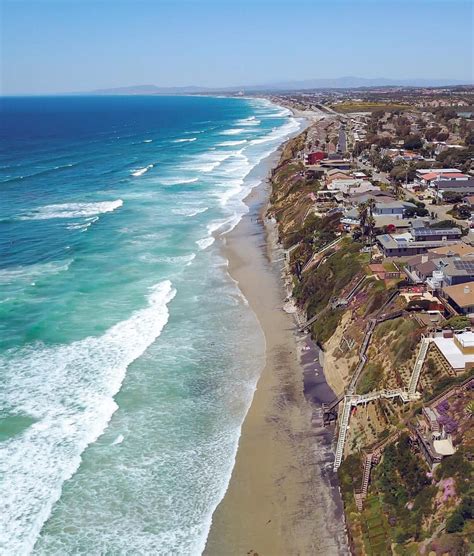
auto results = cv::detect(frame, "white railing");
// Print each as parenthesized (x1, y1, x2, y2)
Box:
(333, 396, 353, 470)
(408, 338, 431, 396)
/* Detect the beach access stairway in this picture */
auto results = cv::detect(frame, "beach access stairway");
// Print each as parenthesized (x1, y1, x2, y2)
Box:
(333, 388, 420, 471)
(283, 243, 300, 264)
(408, 337, 431, 397)
(333, 395, 354, 470)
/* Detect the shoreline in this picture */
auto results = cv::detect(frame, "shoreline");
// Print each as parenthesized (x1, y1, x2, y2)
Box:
(204, 126, 349, 554)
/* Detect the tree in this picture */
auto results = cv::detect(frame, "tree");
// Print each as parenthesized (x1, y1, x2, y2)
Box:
(446, 509, 465, 533)
(425, 126, 441, 142)
(403, 135, 423, 150)
(436, 131, 449, 142)
(456, 205, 471, 219)
(358, 198, 376, 244)
(378, 155, 394, 173)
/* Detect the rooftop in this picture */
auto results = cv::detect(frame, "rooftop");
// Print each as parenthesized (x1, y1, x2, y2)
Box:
(443, 281, 474, 308)
(413, 227, 461, 238)
(433, 438, 456, 456)
(433, 334, 474, 370)
(431, 244, 474, 257)
(418, 168, 462, 175)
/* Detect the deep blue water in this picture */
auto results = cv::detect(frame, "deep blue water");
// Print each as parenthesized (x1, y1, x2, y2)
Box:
(0, 95, 300, 554)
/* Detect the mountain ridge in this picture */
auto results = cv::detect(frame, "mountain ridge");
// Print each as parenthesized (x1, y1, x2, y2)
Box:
(86, 76, 472, 95)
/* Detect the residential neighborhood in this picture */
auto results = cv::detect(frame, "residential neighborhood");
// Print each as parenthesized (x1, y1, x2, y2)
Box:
(266, 84, 473, 555)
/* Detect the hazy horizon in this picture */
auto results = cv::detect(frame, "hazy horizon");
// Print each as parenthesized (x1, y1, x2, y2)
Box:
(1, 0, 473, 95)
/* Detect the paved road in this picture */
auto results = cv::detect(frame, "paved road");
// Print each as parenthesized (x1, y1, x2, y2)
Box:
(337, 127, 347, 154)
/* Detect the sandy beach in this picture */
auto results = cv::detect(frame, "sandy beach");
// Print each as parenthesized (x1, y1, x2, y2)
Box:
(204, 148, 349, 555)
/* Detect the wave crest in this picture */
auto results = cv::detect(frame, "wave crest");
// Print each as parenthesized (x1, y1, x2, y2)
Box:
(0, 280, 176, 554)
(19, 200, 123, 221)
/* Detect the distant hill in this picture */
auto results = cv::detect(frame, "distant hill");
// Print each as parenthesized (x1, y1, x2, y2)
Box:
(251, 76, 471, 91)
(85, 77, 472, 95)
(89, 84, 207, 95)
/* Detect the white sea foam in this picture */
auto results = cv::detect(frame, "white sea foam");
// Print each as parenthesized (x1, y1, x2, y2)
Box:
(216, 140, 247, 147)
(66, 216, 99, 232)
(249, 118, 301, 145)
(236, 117, 260, 126)
(138, 253, 196, 265)
(131, 164, 154, 177)
(0, 280, 176, 554)
(143, 139, 153, 143)
(0, 260, 72, 286)
(111, 434, 124, 446)
(184, 151, 233, 173)
(173, 137, 197, 143)
(219, 128, 245, 136)
(19, 200, 123, 221)
(262, 107, 292, 118)
(160, 177, 199, 186)
(171, 207, 208, 217)
(196, 237, 215, 250)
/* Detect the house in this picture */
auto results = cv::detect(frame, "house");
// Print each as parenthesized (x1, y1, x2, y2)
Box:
(328, 179, 377, 195)
(307, 151, 327, 165)
(344, 190, 393, 206)
(435, 256, 474, 286)
(325, 169, 352, 185)
(377, 228, 462, 257)
(319, 159, 352, 171)
(443, 281, 474, 315)
(315, 189, 336, 201)
(373, 215, 420, 231)
(430, 244, 474, 257)
(434, 179, 474, 200)
(404, 246, 474, 287)
(432, 329, 474, 371)
(421, 172, 469, 187)
(404, 253, 439, 283)
(373, 200, 416, 218)
(412, 227, 462, 242)
(340, 207, 360, 227)
(416, 168, 463, 180)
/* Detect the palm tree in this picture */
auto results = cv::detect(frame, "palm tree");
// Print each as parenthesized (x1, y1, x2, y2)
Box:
(358, 201, 369, 237)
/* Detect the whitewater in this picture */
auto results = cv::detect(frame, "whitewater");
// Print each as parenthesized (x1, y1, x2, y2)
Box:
(0, 95, 301, 555)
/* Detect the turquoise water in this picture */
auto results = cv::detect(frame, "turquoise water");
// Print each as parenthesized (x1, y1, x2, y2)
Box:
(0, 96, 301, 554)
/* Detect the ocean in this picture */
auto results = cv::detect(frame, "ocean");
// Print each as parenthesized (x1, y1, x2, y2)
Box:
(0, 95, 301, 554)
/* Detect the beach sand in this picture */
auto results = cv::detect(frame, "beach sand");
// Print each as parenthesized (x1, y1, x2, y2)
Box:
(204, 155, 349, 555)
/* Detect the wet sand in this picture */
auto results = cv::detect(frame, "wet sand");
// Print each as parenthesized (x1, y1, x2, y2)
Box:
(204, 157, 349, 555)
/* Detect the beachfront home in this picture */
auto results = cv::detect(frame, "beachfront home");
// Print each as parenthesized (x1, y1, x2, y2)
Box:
(377, 227, 462, 257)
(307, 151, 327, 165)
(328, 179, 376, 195)
(432, 329, 474, 372)
(343, 190, 393, 207)
(404, 246, 474, 286)
(325, 169, 352, 185)
(443, 281, 474, 315)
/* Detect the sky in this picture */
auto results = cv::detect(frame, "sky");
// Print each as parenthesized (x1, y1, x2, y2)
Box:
(1, 0, 473, 94)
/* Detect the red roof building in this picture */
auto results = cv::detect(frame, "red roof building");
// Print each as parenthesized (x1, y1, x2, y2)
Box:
(307, 151, 327, 165)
